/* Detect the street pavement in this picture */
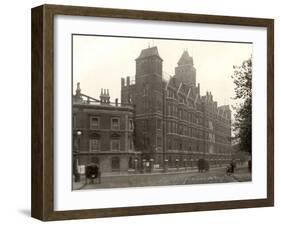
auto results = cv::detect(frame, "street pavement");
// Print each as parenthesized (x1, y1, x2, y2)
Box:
(73, 166, 251, 190)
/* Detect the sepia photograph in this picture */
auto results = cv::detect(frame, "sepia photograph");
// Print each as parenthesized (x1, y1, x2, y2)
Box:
(72, 35, 252, 190)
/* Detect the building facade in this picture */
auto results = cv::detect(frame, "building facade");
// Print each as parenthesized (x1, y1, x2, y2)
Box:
(73, 46, 232, 175)
(73, 84, 140, 175)
(121, 46, 232, 169)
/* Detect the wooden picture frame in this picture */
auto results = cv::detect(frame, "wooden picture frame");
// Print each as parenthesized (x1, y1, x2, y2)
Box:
(31, 4, 274, 221)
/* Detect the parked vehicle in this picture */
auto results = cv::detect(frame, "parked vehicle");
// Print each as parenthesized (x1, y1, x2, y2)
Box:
(226, 161, 236, 175)
(85, 164, 101, 184)
(197, 159, 209, 172)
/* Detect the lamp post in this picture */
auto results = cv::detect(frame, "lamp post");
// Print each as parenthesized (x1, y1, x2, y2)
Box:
(176, 159, 179, 170)
(134, 158, 138, 173)
(164, 159, 168, 172)
(184, 159, 187, 170)
(149, 158, 154, 173)
(142, 159, 146, 173)
(73, 130, 82, 182)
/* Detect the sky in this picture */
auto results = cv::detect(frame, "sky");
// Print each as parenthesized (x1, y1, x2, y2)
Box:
(73, 35, 252, 109)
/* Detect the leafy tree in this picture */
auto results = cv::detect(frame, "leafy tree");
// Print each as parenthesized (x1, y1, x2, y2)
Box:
(231, 57, 252, 155)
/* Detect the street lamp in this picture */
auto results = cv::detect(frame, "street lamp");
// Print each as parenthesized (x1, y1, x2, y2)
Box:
(149, 158, 154, 173)
(74, 130, 82, 182)
(142, 159, 146, 173)
(176, 159, 179, 170)
(164, 159, 168, 172)
(134, 159, 138, 172)
(184, 159, 187, 170)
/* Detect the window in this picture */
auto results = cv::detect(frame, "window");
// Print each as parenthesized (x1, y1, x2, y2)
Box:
(208, 120, 213, 130)
(144, 119, 149, 131)
(157, 136, 162, 147)
(90, 117, 99, 129)
(167, 121, 171, 133)
(179, 109, 182, 119)
(111, 139, 120, 151)
(157, 100, 162, 111)
(168, 138, 172, 150)
(179, 141, 182, 150)
(143, 84, 149, 96)
(111, 157, 120, 170)
(179, 125, 183, 135)
(173, 123, 177, 134)
(129, 137, 134, 150)
(89, 139, 100, 152)
(73, 137, 80, 150)
(73, 115, 77, 128)
(168, 89, 173, 98)
(167, 104, 171, 115)
(111, 118, 120, 130)
(129, 119, 134, 131)
(157, 119, 161, 130)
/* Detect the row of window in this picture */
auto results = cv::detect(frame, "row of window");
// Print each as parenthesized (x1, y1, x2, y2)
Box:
(167, 105, 203, 124)
(89, 138, 134, 152)
(167, 138, 202, 151)
(90, 117, 134, 131)
(167, 121, 205, 138)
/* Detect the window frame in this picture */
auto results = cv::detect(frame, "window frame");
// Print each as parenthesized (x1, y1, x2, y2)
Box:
(111, 139, 120, 151)
(90, 116, 100, 129)
(89, 138, 100, 152)
(111, 117, 120, 130)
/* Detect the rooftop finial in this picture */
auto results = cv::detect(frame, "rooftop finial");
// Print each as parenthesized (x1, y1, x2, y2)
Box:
(76, 82, 81, 95)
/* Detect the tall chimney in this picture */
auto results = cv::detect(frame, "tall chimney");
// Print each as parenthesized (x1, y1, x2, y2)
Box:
(100, 88, 104, 103)
(106, 89, 110, 103)
(126, 76, 130, 86)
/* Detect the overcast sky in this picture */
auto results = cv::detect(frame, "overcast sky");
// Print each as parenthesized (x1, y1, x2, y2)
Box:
(73, 35, 252, 109)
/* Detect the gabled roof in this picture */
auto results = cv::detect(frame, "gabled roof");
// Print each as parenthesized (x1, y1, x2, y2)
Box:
(218, 105, 230, 114)
(177, 50, 193, 66)
(136, 46, 163, 60)
(166, 76, 178, 90)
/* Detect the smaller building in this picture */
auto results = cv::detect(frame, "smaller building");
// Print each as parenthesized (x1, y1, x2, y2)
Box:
(73, 83, 140, 175)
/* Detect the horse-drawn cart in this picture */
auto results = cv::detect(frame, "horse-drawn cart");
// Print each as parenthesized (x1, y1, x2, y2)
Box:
(85, 164, 101, 184)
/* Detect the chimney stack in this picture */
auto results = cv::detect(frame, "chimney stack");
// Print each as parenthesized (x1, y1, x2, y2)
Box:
(100, 88, 104, 103)
(126, 76, 130, 86)
(106, 89, 110, 103)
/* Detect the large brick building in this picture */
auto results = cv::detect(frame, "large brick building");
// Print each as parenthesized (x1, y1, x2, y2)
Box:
(73, 46, 232, 175)
(121, 46, 232, 169)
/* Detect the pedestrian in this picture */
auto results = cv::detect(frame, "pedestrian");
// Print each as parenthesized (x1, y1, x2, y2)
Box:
(230, 160, 235, 173)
